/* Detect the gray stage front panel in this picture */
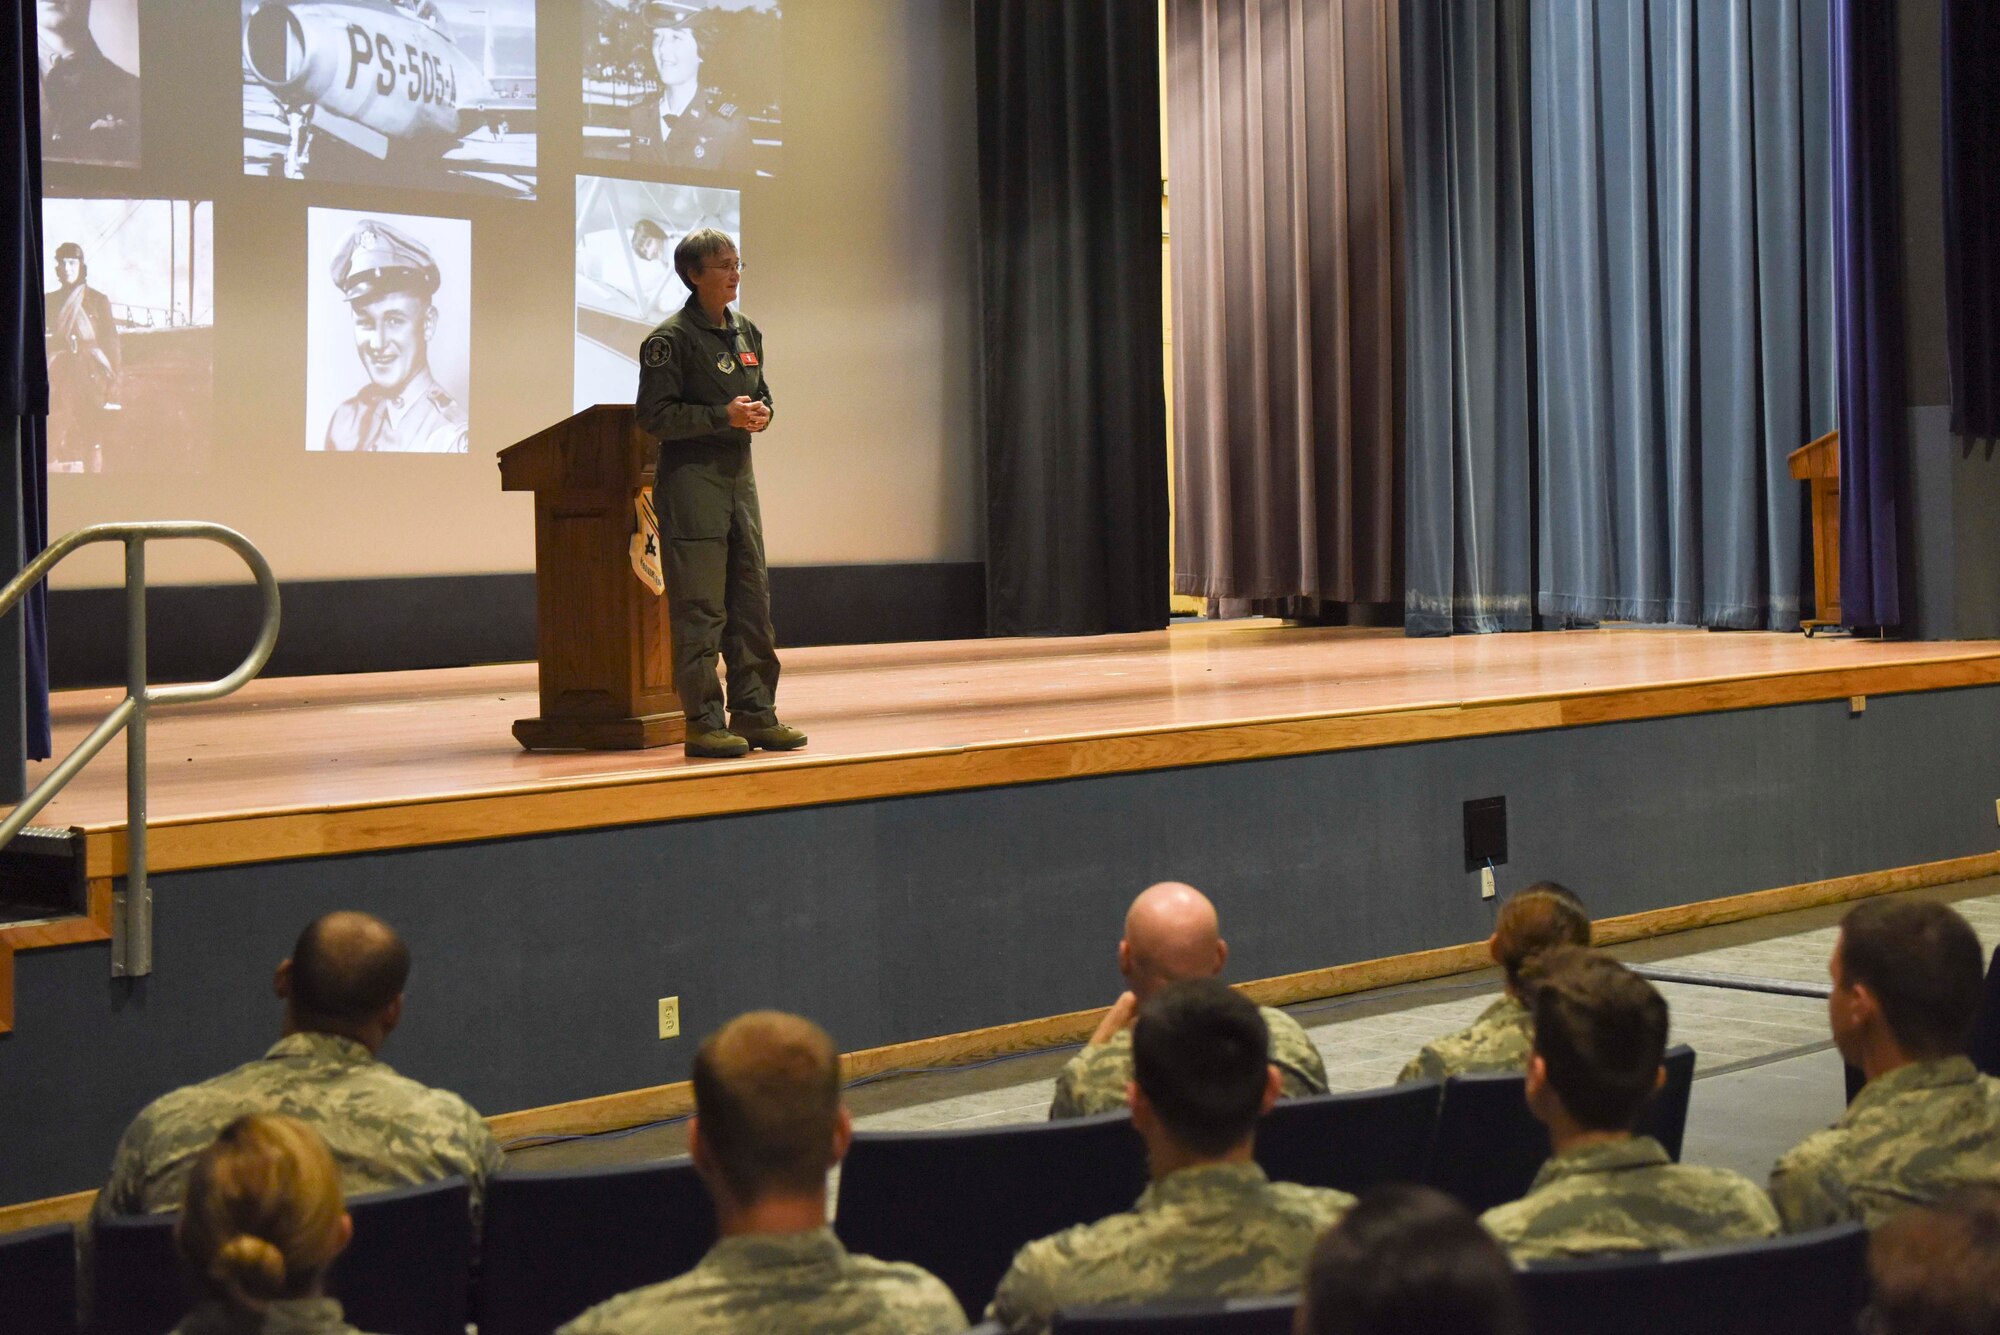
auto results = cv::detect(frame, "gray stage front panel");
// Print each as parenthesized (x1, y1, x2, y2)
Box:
(3, 685, 1996, 1205)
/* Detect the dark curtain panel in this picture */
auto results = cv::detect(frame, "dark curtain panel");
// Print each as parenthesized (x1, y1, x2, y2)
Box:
(3, 3, 51, 776)
(973, 0, 1168, 637)
(1405, 0, 1834, 635)
(1942, 0, 2000, 441)
(1831, 0, 1905, 628)
(1401, 0, 1534, 635)
(1167, 0, 1402, 616)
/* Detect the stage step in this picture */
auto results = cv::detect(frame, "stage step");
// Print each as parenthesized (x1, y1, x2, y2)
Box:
(0, 827, 87, 925)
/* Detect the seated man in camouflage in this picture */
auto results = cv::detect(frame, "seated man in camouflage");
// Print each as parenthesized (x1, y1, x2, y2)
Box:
(1049, 882, 1326, 1119)
(1480, 949, 1779, 1260)
(1770, 899, 2000, 1231)
(991, 979, 1354, 1334)
(96, 911, 502, 1222)
(1398, 882, 1589, 1083)
(560, 1011, 964, 1335)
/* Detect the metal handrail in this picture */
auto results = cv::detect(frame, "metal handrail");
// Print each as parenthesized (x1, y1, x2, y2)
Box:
(0, 523, 281, 977)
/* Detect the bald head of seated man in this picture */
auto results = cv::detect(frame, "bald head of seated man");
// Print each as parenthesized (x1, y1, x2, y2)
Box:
(96, 911, 503, 1221)
(558, 1011, 967, 1335)
(1048, 882, 1328, 1120)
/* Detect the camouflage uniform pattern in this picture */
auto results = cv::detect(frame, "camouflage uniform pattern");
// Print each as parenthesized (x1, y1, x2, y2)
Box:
(1397, 994, 1533, 1084)
(1479, 1136, 1780, 1262)
(1768, 1056, 2000, 1231)
(988, 1162, 1354, 1334)
(556, 1227, 966, 1335)
(98, 1033, 503, 1221)
(1049, 1007, 1328, 1120)
(171, 1296, 370, 1334)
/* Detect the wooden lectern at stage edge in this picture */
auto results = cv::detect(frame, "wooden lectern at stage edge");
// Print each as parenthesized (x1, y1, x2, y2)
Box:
(1788, 428, 1841, 634)
(498, 405, 684, 750)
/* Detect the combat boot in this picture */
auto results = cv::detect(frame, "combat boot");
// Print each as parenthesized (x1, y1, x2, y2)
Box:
(731, 717, 809, 751)
(684, 726, 750, 759)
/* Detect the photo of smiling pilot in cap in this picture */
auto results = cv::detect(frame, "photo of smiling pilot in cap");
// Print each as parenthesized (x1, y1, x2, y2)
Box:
(304, 209, 473, 454)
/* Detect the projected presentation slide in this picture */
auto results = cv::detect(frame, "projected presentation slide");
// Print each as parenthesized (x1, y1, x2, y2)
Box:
(305, 207, 472, 454)
(242, 0, 539, 199)
(581, 0, 781, 177)
(574, 175, 740, 411)
(42, 196, 213, 475)
(38, 0, 141, 168)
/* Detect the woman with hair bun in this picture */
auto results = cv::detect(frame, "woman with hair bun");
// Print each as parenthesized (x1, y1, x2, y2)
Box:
(1397, 882, 1592, 1083)
(171, 1114, 371, 1334)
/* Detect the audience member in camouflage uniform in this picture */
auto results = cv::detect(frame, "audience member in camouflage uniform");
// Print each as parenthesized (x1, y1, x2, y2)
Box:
(993, 979, 1354, 1334)
(559, 1011, 964, 1335)
(1865, 1186, 2000, 1335)
(169, 1114, 372, 1335)
(1770, 899, 2000, 1231)
(1049, 883, 1327, 1119)
(96, 913, 502, 1225)
(1480, 950, 1780, 1261)
(1399, 882, 1590, 1084)
(1299, 1185, 1526, 1335)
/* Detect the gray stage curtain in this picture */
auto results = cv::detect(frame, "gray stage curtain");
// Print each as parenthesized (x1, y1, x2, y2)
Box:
(1167, 0, 1402, 614)
(1405, 0, 1835, 634)
(1401, 0, 1535, 635)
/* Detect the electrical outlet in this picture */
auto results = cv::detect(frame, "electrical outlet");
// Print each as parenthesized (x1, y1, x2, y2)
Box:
(1850, 695, 1867, 715)
(657, 996, 681, 1040)
(1993, 797, 1999, 828)
(1480, 866, 1497, 900)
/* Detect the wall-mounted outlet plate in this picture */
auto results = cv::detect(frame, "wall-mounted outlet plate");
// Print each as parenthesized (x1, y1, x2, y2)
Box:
(658, 996, 681, 1040)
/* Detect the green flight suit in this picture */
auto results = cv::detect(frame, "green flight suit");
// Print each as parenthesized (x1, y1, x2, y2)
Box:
(636, 298, 780, 733)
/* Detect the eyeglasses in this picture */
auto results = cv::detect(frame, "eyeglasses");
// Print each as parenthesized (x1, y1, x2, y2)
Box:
(702, 260, 746, 274)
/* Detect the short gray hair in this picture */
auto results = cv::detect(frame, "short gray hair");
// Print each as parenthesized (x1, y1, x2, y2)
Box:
(674, 228, 737, 289)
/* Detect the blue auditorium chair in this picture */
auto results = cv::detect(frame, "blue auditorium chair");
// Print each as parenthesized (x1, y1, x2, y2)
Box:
(1426, 1045, 1695, 1214)
(1969, 944, 2000, 1078)
(834, 1111, 1149, 1320)
(1050, 1295, 1297, 1333)
(89, 1209, 184, 1335)
(475, 1157, 715, 1335)
(1255, 1080, 1440, 1192)
(0, 1221, 80, 1335)
(330, 1176, 472, 1335)
(1515, 1222, 1868, 1335)
(92, 1177, 472, 1335)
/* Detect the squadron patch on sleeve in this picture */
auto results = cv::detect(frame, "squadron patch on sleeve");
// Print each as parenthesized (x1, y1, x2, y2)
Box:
(642, 335, 669, 368)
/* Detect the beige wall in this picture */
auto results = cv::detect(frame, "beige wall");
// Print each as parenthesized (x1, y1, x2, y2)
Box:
(46, 0, 982, 588)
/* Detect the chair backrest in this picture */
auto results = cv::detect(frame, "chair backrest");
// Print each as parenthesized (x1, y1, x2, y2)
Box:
(835, 1110, 1148, 1320)
(476, 1157, 715, 1335)
(1422, 1068, 1548, 1215)
(1515, 1222, 1869, 1335)
(1969, 944, 2000, 1079)
(92, 1177, 473, 1335)
(1050, 1295, 1298, 1334)
(330, 1176, 472, 1335)
(90, 1210, 185, 1335)
(1633, 1046, 1697, 1160)
(0, 1221, 80, 1335)
(1427, 1045, 1697, 1214)
(1255, 1081, 1441, 1193)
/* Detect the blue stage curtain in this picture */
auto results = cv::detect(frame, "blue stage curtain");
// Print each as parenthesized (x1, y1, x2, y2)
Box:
(1401, 0, 1536, 635)
(1531, 0, 1833, 631)
(972, 0, 1168, 637)
(1943, 0, 2000, 441)
(1405, 0, 1834, 634)
(2, 3, 51, 772)
(1830, 0, 1905, 629)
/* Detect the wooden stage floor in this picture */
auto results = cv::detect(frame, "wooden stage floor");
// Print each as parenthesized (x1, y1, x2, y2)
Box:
(23, 622, 2000, 879)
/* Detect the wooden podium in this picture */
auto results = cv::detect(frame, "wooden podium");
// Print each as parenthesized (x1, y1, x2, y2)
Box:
(499, 406, 685, 750)
(1788, 428, 1841, 634)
